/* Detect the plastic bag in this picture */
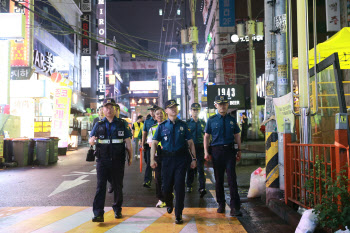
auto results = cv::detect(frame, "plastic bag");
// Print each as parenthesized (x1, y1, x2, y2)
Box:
(295, 209, 318, 233)
(247, 167, 266, 198)
(335, 226, 350, 233)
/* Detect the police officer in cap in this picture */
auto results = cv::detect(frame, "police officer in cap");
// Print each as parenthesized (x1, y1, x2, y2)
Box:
(185, 103, 207, 197)
(141, 105, 158, 188)
(150, 99, 197, 224)
(89, 98, 133, 222)
(203, 95, 242, 217)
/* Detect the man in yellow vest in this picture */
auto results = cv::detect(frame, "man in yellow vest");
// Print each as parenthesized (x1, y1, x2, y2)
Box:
(132, 115, 144, 159)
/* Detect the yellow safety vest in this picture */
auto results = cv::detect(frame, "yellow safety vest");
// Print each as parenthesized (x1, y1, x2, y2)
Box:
(133, 122, 143, 138)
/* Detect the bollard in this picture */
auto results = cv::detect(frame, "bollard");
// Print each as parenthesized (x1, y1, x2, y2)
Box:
(139, 147, 143, 173)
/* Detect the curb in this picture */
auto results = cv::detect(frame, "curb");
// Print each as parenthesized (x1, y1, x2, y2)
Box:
(267, 198, 301, 229)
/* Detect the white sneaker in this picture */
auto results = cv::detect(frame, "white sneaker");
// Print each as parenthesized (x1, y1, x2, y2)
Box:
(156, 200, 166, 208)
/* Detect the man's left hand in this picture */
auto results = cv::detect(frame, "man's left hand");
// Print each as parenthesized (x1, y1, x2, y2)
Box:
(236, 151, 241, 162)
(190, 160, 197, 169)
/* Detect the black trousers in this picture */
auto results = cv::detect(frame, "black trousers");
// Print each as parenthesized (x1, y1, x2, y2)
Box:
(154, 155, 164, 201)
(144, 147, 152, 183)
(161, 154, 189, 217)
(186, 145, 205, 190)
(211, 146, 240, 210)
(93, 156, 125, 216)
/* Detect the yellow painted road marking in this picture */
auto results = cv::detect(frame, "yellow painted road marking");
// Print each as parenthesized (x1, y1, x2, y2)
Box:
(3, 206, 87, 233)
(209, 190, 230, 210)
(0, 207, 31, 218)
(67, 207, 144, 233)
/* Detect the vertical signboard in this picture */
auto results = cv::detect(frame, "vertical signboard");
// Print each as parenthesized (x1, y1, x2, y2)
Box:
(97, 59, 105, 101)
(81, 14, 91, 54)
(326, 0, 341, 32)
(51, 87, 72, 148)
(97, 0, 106, 55)
(0, 135, 3, 160)
(222, 53, 236, 85)
(219, 0, 235, 27)
(0, 40, 10, 105)
(10, 0, 33, 67)
(81, 56, 91, 88)
(81, 0, 91, 12)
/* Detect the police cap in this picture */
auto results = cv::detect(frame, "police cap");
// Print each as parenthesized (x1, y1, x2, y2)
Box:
(103, 98, 117, 107)
(147, 105, 158, 110)
(191, 103, 201, 110)
(164, 99, 179, 109)
(214, 95, 229, 104)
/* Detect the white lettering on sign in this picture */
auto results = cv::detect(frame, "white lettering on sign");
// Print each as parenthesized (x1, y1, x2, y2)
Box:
(33, 50, 56, 75)
(218, 87, 235, 98)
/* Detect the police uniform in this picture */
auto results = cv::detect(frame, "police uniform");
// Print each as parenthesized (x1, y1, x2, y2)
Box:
(142, 105, 158, 187)
(90, 100, 131, 221)
(204, 95, 242, 216)
(186, 103, 207, 197)
(152, 100, 193, 223)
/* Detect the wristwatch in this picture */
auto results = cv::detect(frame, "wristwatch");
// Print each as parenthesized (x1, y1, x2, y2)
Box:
(192, 158, 197, 161)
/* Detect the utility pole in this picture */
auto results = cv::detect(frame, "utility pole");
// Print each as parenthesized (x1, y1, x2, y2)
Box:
(183, 47, 189, 119)
(189, 0, 198, 103)
(247, 0, 258, 139)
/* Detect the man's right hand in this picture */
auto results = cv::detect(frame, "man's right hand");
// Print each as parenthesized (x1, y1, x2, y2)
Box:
(150, 160, 157, 169)
(204, 153, 212, 161)
(89, 136, 96, 146)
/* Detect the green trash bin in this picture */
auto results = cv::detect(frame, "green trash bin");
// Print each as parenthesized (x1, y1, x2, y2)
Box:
(12, 138, 29, 167)
(35, 138, 50, 166)
(47, 137, 59, 164)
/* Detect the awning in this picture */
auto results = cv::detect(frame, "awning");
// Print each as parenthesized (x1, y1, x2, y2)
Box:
(292, 27, 350, 70)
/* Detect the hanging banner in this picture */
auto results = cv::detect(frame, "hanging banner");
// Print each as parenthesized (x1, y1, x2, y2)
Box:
(81, 14, 91, 55)
(273, 92, 295, 133)
(222, 53, 236, 85)
(10, 0, 33, 67)
(219, 0, 235, 27)
(96, 0, 106, 55)
(51, 87, 72, 148)
(97, 59, 106, 101)
(326, 0, 341, 32)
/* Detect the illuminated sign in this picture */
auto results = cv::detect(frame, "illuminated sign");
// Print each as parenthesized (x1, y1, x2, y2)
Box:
(81, 56, 91, 88)
(222, 53, 236, 85)
(219, 0, 235, 27)
(97, 59, 105, 101)
(97, 0, 106, 55)
(33, 50, 56, 76)
(0, 40, 10, 104)
(207, 85, 245, 109)
(51, 87, 72, 148)
(11, 67, 32, 80)
(130, 81, 159, 91)
(81, 14, 91, 54)
(81, 0, 91, 12)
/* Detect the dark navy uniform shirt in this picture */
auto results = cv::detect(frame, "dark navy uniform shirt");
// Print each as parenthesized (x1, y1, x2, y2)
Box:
(204, 113, 240, 146)
(90, 116, 131, 139)
(153, 118, 192, 152)
(187, 118, 206, 144)
(143, 116, 157, 133)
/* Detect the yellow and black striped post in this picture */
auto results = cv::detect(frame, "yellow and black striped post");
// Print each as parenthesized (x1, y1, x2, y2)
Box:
(266, 132, 279, 188)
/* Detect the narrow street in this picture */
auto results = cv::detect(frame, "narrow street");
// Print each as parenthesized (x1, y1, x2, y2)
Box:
(0, 145, 294, 232)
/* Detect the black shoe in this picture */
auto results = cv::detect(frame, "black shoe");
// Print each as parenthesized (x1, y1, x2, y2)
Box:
(115, 211, 122, 219)
(175, 215, 183, 224)
(167, 205, 174, 214)
(230, 209, 242, 217)
(108, 186, 114, 193)
(217, 204, 225, 213)
(199, 189, 207, 198)
(186, 187, 192, 193)
(143, 181, 151, 188)
(92, 215, 104, 222)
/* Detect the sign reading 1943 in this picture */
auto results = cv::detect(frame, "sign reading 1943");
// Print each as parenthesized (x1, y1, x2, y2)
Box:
(207, 85, 245, 109)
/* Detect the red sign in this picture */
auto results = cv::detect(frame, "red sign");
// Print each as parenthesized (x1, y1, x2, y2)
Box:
(81, 14, 91, 54)
(222, 53, 236, 85)
(10, 0, 32, 67)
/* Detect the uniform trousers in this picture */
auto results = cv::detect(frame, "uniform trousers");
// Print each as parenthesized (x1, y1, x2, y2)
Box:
(186, 144, 205, 190)
(154, 155, 164, 201)
(161, 154, 188, 217)
(144, 147, 152, 183)
(211, 146, 241, 210)
(93, 156, 125, 216)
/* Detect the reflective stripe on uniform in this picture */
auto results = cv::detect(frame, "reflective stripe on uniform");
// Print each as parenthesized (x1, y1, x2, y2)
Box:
(98, 139, 123, 144)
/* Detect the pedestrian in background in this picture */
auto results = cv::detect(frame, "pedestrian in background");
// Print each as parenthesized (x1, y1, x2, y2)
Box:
(92, 106, 104, 128)
(141, 105, 157, 188)
(89, 98, 133, 222)
(150, 99, 197, 224)
(241, 112, 248, 144)
(132, 115, 143, 159)
(204, 95, 242, 217)
(147, 107, 167, 208)
(185, 103, 207, 198)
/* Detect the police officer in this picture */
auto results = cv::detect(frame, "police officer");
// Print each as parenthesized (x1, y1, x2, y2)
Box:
(185, 103, 207, 198)
(89, 99, 133, 222)
(203, 95, 242, 217)
(141, 105, 157, 188)
(150, 99, 197, 224)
